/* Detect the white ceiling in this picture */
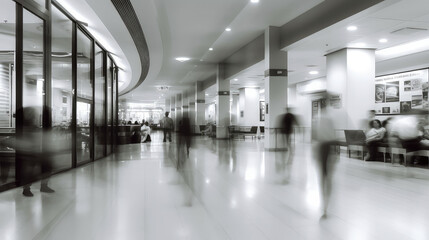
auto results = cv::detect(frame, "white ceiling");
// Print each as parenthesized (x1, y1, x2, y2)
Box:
(120, 0, 324, 103)
(54, 0, 429, 106)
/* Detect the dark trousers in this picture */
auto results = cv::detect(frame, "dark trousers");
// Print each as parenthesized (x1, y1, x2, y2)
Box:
(367, 140, 382, 161)
(163, 129, 172, 142)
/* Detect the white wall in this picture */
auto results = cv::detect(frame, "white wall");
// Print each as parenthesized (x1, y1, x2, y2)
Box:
(237, 88, 260, 126)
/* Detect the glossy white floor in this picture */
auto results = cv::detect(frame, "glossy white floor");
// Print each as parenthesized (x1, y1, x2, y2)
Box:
(1, 132, 429, 240)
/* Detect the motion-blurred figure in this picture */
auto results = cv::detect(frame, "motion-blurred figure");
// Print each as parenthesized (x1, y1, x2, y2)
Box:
(17, 107, 55, 197)
(364, 119, 386, 161)
(140, 121, 151, 143)
(312, 104, 337, 218)
(160, 112, 174, 142)
(176, 116, 194, 206)
(389, 110, 429, 164)
(276, 108, 300, 184)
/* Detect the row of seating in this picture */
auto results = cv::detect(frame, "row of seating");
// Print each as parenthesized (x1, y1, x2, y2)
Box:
(228, 126, 264, 139)
(337, 130, 429, 167)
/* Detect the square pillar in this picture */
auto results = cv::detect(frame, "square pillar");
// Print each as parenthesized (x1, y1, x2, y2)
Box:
(195, 82, 205, 133)
(326, 48, 375, 129)
(216, 63, 230, 139)
(264, 26, 288, 150)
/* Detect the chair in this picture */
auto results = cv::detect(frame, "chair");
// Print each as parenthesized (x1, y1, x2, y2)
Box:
(344, 130, 367, 160)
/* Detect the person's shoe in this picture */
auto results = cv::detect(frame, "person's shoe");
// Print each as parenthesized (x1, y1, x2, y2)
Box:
(23, 188, 34, 197)
(40, 185, 55, 193)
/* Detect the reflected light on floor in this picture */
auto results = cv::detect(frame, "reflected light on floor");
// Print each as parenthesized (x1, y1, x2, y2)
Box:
(229, 157, 234, 172)
(245, 168, 257, 181)
(305, 187, 320, 211)
(245, 185, 256, 199)
(260, 154, 265, 179)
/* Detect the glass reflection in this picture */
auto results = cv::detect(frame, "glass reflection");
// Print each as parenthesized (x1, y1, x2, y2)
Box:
(76, 29, 92, 164)
(0, 0, 16, 186)
(94, 44, 105, 159)
(51, 6, 72, 170)
(106, 57, 112, 154)
(19, 9, 49, 190)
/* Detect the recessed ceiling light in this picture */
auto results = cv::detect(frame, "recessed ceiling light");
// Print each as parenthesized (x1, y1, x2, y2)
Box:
(175, 57, 190, 62)
(251, 0, 259, 3)
(205, 93, 209, 96)
(309, 71, 319, 75)
(209, 48, 213, 51)
(233, 78, 238, 81)
(379, 38, 388, 43)
(225, 28, 231, 32)
(347, 26, 357, 31)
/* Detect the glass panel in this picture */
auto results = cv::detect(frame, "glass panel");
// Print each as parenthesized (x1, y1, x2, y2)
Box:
(76, 29, 92, 164)
(50, 6, 72, 171)
(112, 65, 117, 148)
(106, 58, 112, 154)
(77, 30, 92, 100)
(20, 9, 45, 186)
(94, 45, 105, 159)
(0, 0, 16, 187)
(77, 101, 90, 163)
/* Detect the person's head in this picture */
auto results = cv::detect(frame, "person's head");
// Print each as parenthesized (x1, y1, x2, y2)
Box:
(134, 121, 139, 125)
(127, 121, 132, 125)
(145, 121, 149, 126)
(165, 111, 169, 117)
(370, 119, 382, 129)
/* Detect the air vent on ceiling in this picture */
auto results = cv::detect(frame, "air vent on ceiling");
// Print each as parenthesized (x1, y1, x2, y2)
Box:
(390, 27, 427, 35)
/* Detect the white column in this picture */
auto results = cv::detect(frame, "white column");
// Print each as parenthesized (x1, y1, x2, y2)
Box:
(238, 87, 260, 126)
(170, 96, 176, 128)
(326, 48, 375, 129)
(175, 93, 182, 130)
(188, 90, 196, 131)
(231, 94, 239, 125)
(182, 91, 189, 119)
(164, 99, 170, 114)
(195, 82, 205, 133)
(216, 63, 230, 139)
(264, 26, 288, 150)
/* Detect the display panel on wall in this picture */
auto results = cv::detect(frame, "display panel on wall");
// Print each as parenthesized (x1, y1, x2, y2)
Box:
(375, 69, 429, 115)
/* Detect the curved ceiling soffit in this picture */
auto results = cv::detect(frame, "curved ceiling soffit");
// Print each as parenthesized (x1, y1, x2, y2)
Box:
(111, 0, 150, 96)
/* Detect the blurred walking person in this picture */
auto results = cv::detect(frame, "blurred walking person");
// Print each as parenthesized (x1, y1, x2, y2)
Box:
(160, 111, 174, 142)
(276, 108, 300, 184)
(17, 107, 55, 197)
(176, 116, 194, 206)
(312, 102, 337, 219)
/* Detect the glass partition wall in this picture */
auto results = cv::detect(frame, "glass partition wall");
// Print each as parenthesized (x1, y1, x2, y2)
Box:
(0, 0, 120, 191)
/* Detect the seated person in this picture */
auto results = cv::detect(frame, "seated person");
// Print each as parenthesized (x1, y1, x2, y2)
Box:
(365, 119, 386, 161)
(141, 121, 151, 143)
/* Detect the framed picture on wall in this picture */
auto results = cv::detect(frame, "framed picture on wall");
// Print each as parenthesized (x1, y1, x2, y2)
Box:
(259, 101, 265, 121)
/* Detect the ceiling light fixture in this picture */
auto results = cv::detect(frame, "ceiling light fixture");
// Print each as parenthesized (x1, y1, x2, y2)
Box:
(175, 57, 190, 62)
(379, 38, 388, 43)
(209, 48, 213, 51)
(347, 26, 357, 31)
(233, 78, 238, 81)
(309, 71, 319, 75)
(205, 93, 209, 96)
(251, 0, 259, 3)
(225, 28, 231, 32)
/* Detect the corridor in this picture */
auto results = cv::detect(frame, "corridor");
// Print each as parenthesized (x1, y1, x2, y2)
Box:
(1, 132, 429, 240)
